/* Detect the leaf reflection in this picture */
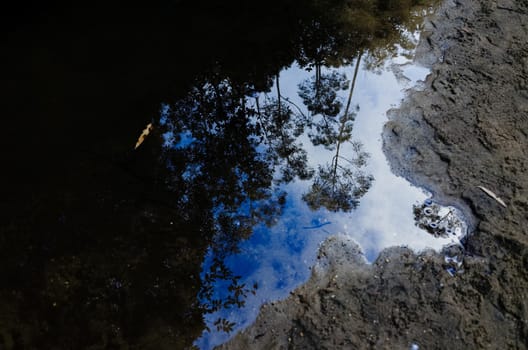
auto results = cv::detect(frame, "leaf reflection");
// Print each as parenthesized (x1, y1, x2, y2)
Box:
(158, 0, 435, 325)
(0, 0, 439, 347)
(161, 2, 439, 337)
(298, 71, 350, 148)
(303, 142, 374, 212)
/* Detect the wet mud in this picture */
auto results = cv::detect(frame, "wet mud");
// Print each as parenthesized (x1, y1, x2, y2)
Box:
(222, 0, 528, 348)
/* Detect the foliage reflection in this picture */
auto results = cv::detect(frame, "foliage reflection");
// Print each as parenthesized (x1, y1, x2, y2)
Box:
(1, 0, 436, 348)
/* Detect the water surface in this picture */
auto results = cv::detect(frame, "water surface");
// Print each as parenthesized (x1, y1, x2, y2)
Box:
(2, 1, 461, 349)
(192, 45, 466, 350)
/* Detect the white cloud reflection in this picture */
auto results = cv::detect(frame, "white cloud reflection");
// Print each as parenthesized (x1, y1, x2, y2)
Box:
(194, 58, 466, 349)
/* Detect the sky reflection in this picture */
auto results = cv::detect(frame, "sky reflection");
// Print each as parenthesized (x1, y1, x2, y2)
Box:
(194, 55, 467, 349)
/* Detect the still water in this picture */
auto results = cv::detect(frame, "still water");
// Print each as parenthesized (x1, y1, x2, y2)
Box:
(190, 43, 466, 349)
(3, 1, 463, 349)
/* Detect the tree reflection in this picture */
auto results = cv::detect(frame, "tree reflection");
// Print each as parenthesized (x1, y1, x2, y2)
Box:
(161, 78, 303, 331)
(156, 0, 438, 330)
(162, 79, 274, 211)
(298, 71, 349, 148)
(300, 51, 374, 212)
(303, 142, 374, 211)
(1, 0, 437, 348)
(256, 94, 314, 183)
(296, 0, 438, 70)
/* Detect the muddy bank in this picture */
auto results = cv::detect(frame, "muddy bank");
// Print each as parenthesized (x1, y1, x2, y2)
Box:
(221, 0, 528, 348)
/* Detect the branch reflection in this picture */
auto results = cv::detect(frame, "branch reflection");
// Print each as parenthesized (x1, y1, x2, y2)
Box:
(1, 0, 438, 348)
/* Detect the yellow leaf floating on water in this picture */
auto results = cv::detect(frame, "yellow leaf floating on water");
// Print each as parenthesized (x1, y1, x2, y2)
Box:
(134, 123, 153, 150)
(477, 186, 507, 208)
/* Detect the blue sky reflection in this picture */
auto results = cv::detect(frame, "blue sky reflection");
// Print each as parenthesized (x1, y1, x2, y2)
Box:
(194, 54, 467, 349)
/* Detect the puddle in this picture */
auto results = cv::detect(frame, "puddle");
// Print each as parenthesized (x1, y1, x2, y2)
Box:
(188, 45, 467, 349)
(3, 1, 473, 348)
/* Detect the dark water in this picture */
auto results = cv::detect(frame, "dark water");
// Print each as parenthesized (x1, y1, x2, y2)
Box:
(1, 1, 447, 349)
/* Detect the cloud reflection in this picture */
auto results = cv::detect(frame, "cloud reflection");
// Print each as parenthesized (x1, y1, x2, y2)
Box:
(194, 59, 467, 349)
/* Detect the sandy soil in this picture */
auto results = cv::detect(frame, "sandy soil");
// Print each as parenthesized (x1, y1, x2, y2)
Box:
(220, 0, 528, 348)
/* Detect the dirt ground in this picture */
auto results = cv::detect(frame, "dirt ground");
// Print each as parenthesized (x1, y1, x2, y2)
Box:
(221, 0, 528, 348)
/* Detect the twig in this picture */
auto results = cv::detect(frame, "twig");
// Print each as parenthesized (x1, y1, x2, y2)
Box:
(477, 186, 507, 208)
